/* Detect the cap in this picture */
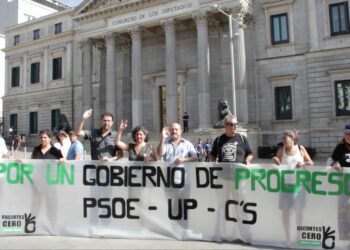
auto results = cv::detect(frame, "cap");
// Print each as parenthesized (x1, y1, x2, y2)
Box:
(344, 124, 350, 133)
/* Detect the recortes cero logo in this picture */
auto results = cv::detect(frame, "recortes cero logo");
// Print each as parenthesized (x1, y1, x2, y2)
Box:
(297, 225, 336, 249)
(1, 213, 36, 234)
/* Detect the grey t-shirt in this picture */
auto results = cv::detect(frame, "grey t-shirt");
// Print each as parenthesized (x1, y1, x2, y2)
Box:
(84, 129, 117, 160)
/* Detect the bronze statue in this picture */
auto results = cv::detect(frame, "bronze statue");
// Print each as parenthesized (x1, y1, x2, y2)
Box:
(214, 98, 232, 128)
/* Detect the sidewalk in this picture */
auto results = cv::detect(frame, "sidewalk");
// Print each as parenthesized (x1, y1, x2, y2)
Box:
(0, 236, 281, 250)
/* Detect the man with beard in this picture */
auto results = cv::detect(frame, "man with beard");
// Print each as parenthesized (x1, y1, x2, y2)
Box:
(157, 122, 197, 164)
(75, 109, 122, 161)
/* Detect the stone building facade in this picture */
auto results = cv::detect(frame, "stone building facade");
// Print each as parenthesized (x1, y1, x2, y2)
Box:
(3, 0, 350, 158)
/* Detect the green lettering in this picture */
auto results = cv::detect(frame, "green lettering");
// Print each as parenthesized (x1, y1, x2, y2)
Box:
(47, 164, 74, 185)
(0, 163, 6, 174)
(296, 170, 311, 193)
(234, 168, 250, 190)
(20, 163, 33, 184)
(311, 171, 327, 195)
(251, 169, 266, 191)
(344, 173, 350, 196)
(7, 163, 20, 184)
(328, 172, 343, 195)
(281, 170, 297, 193)
(266, 169, 280, 192)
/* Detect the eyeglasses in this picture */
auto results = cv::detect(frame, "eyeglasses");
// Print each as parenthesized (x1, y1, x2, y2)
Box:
(226, 122, 238, 127)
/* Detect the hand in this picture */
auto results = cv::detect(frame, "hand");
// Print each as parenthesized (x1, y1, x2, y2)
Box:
(296, 162, 304, 168)
(82, 109, 93, 120)
(272, 156, 281, 165)
(161, 126, 170, 140)
(174, 157, 185, 165)
(59, 158, 66, 163)
(101, 156, 111, 162)
(119, 119, 128, 131)
(143, 155, 153, 163)
(332, 162, 342, 171)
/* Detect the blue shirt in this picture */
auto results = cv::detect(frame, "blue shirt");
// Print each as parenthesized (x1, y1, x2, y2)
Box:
(66, 140, 84, 160)
(162, 138, 197, 163)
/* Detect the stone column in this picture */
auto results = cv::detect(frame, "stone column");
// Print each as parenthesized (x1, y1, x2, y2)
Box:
(231, 18, 248, 123)
(43, 47, 48, 89)
(194, 12, 211, 128)
(161, 19, 178, 125)
(98, 44, 106, 115)
(130, 26, 143, 127)
(308, 0, 319, 51)
(105, 33, 117, 119)
(23, 53, 27, 91)
(80, 39, 93, 129)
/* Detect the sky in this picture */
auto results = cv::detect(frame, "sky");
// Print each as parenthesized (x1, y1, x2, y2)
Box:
(57, 0, 84, 7)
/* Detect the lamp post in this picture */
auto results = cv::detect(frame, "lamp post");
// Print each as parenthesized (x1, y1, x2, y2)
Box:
(214, 4, 240, 116)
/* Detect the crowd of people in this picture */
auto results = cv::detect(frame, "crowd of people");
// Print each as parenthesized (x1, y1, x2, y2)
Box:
(0, 109, 350, 173)
(1, 110, 350, 240)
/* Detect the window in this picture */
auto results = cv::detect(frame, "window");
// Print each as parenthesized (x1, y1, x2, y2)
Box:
(10, 114, 18, 135)
(11, 67, 20, 87)
(54, 23, 62, 34)
(30, 62, 40, 84)
(51, 109, 60, 133)
(29, 112, 38, 134)
(52, 57, 62, 80)
(275, 86, 292, 120)
(271, 13, 289, 44)
(335, 80, 350, 116)
(329, 2, 350, 36)
(14, 35, 20, 45)
(33, 29, 40, 40)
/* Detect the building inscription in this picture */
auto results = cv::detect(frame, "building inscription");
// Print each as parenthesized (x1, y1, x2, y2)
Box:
(109, 0, 198, 29)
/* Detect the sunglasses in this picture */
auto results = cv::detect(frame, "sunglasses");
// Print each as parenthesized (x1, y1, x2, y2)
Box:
(226, 122, 238, 127)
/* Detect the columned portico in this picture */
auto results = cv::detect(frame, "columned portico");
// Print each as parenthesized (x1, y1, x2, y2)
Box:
(193, 12, 211, 128)
(105, 32, 117, 119)
(81, 38, 93, 129)
(130, 26, 143, 127)
(161, 19, 177, 125)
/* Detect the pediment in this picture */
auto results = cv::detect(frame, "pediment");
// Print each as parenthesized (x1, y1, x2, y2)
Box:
(74, 0, 171, 20)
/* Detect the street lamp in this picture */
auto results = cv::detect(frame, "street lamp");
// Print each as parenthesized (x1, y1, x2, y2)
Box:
(214, 4, 240, 116)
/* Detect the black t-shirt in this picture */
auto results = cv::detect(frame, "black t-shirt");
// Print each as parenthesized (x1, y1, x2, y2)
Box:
(31, 145, 63, 159)
(331, 139, 350, 167)
(211, 133, 252, 163)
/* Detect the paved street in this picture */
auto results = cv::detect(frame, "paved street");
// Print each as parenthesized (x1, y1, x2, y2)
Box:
(0, 236, 282, 249)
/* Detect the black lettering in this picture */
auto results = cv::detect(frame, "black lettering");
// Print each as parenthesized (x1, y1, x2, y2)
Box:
(225, 200, 238, 222)
(142, 166, 157, 186)
(242, 202, 257, 225)
(129, 166, 142, 187)
(127, 199, 140, 219)
(112, 198, 126, 218)
(83, 198, 96, 217)
(183, 199, 197, 220)
(196, 167, 209, 188)
(83, 165, 96, 185)
(110, 166, 124, 186)
(98, 198, 111, 218)
(96, 165, 109, 186)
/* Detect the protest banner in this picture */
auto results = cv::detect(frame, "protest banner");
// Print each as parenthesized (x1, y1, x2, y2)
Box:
(0, 160, 349, 249)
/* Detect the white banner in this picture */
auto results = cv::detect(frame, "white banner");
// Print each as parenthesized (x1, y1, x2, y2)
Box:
(0, 160, 349, 249)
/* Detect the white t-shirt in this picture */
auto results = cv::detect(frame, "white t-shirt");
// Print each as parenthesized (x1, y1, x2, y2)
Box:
(0, 137, 8, 158)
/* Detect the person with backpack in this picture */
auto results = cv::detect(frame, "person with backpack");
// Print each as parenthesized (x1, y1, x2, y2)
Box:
(210, 115, 253, 164)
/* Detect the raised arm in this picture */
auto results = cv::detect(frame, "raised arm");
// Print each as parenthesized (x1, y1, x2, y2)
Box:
(75, 109, 92, 137)
(157, 126, 169, 158)
(115, 119, 129, 151)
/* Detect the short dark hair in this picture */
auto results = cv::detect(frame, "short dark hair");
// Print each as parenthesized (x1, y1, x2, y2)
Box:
(39, 129, 52, 138)
(101, 112, 114, 121)
(131, 125, 149, 142)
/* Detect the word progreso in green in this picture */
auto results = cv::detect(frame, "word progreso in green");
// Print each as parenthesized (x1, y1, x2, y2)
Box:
(235, 167, 350, 196)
